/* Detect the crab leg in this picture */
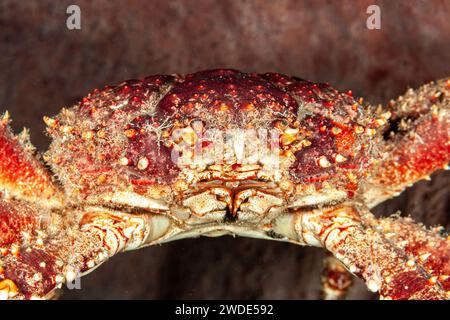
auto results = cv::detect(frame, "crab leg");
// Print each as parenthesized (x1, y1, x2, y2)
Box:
(366, 78, 450, 207)
(0, 201, 170, 299)
(294, 205, 449, 299)
(0, 198, 98, 299)
(375, 216, 450, 294)
(0, 114, 65, 299)
(321, 254, 353, 300)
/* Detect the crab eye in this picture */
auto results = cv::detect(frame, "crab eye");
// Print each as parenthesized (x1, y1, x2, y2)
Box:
(287, 189, 348, 211)
(87, 191, 170, 214)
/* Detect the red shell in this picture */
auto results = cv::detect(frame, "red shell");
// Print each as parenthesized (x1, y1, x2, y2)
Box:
(46, 69, 378, 196)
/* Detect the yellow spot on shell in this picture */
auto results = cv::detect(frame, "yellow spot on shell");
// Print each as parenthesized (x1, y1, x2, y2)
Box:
(137, 157, 149, 170)
(87, 260, 95, 268)
(60, 125, 73, 134)
(406, 259, 415, 268)
(281, 133, 296, 145)
(244, 103, 256, 111)
(428, 276, 438, 284)
(419, 253, 431, 262)
(354, 126, 364, 134)
(97, 130, 106, 139)
(173, 180, 188, 192)
(334, 154, 347, 163)
(318, 156, 331, 168)
(364, 128, 376, 136)
(82, 130, 95, 140)
(11, 246, 19, 256)
(331, 127, 342, 135)
(97, 174, 107, 184)
(301, 139, 312, 147)
(346, 172, 357, 181)
(33, 273, 42, 281)
(119, 157, 130, 166)
(43, 116, 57, 128)
(124, 129, 136, 138)
(219, 104, 230, 112)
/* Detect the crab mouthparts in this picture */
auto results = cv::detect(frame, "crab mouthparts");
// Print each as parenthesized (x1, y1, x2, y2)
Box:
(179, 181, 285, 223)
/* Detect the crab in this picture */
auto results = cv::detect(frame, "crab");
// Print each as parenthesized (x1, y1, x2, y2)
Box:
(0, 69, 449, 300)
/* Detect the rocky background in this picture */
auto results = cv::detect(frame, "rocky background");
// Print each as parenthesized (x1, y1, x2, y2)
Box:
(0, 0, 448, 299)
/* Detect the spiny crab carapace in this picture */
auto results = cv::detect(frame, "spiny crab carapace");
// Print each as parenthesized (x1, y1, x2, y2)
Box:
(0, 69, 449, 300)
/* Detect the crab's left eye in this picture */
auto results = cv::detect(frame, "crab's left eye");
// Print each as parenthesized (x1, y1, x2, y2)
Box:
(286, 189, 348, 211)
(88, 191, 170, 214)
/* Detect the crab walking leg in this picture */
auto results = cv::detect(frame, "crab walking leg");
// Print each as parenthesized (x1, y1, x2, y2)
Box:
(294, 205, 448, 299)
(321, 254, 353, 300)
(0, 198, 77, 299)
(374, 216, 450, 294)
(0, 200, 171, 300)
(366, 78, 450, 207)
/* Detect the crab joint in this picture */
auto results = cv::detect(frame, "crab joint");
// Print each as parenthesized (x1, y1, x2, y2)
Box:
(80, 211, 171, 254)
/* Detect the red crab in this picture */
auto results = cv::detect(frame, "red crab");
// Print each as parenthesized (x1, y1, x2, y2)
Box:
(0, 69, 449, 300)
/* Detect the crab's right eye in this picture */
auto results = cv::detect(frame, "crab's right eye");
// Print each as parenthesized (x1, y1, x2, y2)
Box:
(88, 191, 170, 214)
(287, 189, 348, 211)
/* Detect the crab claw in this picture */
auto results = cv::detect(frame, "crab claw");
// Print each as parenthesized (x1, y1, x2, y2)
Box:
(0, 112, 61, 204)
(366, 78, 450, 207)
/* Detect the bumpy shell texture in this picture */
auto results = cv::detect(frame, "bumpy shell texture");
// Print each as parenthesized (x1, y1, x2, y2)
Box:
(46, 69, 380, 202)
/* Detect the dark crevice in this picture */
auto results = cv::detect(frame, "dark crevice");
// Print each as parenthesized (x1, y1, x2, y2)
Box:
(382, 116, 419, 141)
(223, 206, 237, 223)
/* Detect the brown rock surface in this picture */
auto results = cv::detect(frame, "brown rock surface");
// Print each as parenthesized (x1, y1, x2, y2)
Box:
(0, 0, 448, 299)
